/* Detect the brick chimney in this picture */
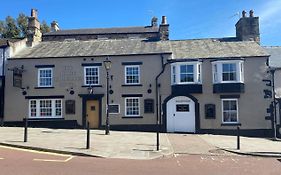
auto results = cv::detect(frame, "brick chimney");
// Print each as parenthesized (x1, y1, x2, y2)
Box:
(51, 21, 60, 32)
(151, 17, 158, 27)
(235, 10, 260, 43)
(159, 16, 169, 40)
(27, 9, 42, 47)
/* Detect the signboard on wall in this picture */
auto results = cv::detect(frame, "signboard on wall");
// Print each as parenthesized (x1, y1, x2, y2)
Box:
(13, 68, 22, 88)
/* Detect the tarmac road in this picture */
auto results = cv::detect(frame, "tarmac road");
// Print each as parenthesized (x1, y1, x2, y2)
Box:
(0, 145, 280, 175)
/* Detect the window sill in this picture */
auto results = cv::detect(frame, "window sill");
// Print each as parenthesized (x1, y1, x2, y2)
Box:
(27, 117, 64, 121)
(34, 87, 54, 89)
(122, 84, 143, 87)
(122, 116, 143, 119)
(173, 82, 202, 85)
(221, 123, 241, 126)
(214, 81, 244, 84)
(82, 85, 102, 87)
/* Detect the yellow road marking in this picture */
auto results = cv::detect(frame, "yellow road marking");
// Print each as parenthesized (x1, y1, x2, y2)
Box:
(33, 156, 74, 163)
(0, 145, 70, 157)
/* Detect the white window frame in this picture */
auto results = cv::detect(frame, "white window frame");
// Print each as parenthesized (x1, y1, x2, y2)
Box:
(125, 65, 140, 85)
(212, 60, 244, 84)
(84, 66, 100, 86)
(108, 104, 120, 114)
(171, 62, 202, 85)
(38, 68, 53, 87)
(28, 99, 63, 118)
(221, 98, 239, 124)
(125, 97, 140, 117)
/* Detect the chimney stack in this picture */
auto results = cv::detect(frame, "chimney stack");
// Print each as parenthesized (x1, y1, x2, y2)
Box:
(51, 21, 60, 32)
(235, 10, 260, 44)
(27, 9, 42, 47)
(159, 16, 169, 40)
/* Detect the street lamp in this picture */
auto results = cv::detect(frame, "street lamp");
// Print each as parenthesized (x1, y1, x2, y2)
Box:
(104, 57, 112, 135)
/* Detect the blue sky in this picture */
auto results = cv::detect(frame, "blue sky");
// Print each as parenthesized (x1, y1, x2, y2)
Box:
(0, 0, 280, 46)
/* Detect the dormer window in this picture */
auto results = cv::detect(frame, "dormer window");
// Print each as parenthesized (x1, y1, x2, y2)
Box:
(212, 60, 244, 84)
(171, 62, 202, 85)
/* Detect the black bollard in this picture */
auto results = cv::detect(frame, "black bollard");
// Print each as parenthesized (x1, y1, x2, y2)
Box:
(156, 121, 160, 151)
(86, 122, 90, 149)
(24, 118, 28, 142)
(237, 126, 240, 150)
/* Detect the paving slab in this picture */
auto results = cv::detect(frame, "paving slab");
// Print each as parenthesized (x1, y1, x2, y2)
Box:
(0, 127, 173, 160)
(199, 134, 281, 157)
(167, 133, 233, 156)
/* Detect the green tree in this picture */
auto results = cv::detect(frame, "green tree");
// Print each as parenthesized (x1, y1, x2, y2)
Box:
(40, 20, 50, 33)
(0, 13, 50, 39)
(3, 16, 20, 38)
(0, 21, 5, 38)
(17, 13, 28, 37)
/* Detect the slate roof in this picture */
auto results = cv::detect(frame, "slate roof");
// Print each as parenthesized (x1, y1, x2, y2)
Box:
(12, 38, 269, 59)
(170, 39, 269, 59)
(13, 39, 171, 58)
(43, 26, 159, 36)
(263, 46, 281, 68)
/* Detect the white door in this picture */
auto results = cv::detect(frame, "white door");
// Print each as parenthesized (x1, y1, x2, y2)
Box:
(167, 96, 195, 133)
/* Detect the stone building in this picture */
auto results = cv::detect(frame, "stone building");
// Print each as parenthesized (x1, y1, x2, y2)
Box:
(3, 9, 274, 137)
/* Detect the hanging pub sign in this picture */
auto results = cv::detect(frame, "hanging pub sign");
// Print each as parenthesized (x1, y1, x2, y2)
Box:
(13, 68, 23, 88)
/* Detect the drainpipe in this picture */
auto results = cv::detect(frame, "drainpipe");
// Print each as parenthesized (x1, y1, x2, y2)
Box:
(270, 69, 277, 139)
(0, 46, 5, 124)
(155, 54, 172, 150)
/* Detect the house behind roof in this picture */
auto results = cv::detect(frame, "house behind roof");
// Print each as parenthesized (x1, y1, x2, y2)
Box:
(4, 9, 276, 137)
(0, 38, 26, 124)
(264, 46, 281, 133)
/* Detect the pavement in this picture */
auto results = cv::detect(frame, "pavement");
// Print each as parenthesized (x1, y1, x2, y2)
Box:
(0, 127, 280, 159)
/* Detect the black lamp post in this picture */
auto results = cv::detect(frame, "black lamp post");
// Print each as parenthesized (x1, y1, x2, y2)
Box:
(104, 57, 112, 135)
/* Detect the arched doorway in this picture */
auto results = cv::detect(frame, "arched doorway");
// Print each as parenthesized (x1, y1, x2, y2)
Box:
(166, 96, 195, 133)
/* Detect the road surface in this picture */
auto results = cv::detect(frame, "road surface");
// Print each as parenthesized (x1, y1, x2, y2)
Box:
(0, 145, 280, 175)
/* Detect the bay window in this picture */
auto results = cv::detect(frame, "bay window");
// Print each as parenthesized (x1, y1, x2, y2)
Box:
(171, 62, 202, 85)
(212, 60, 244, 83)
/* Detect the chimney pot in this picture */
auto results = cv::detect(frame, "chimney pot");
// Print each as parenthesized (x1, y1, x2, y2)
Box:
(51, 21, 60, 32)
(249, 10, 254, 17)
(242, 10, 247, 18)
(31, 9, 38, 19)
(161, 16, 167, 25)
(151, 17, 158, 27)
